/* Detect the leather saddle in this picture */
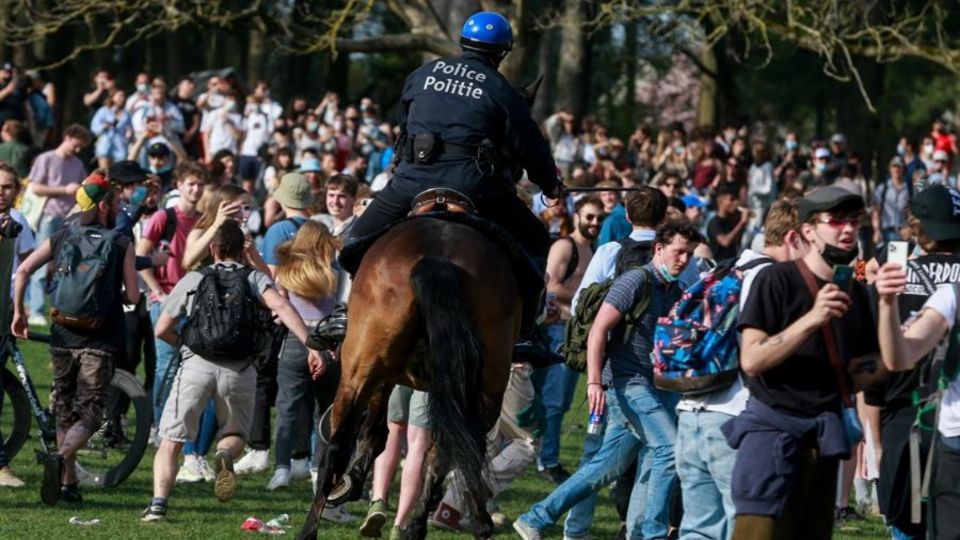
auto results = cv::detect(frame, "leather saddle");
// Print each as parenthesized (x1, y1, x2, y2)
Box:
(408, 188, 477, 216)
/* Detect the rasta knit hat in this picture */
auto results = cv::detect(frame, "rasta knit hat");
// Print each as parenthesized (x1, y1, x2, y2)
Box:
(76, 172, 111, 211)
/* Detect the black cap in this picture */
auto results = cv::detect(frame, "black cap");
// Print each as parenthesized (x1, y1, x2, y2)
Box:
(912, 184, 960, 241)
(798, 186, 864, 223)
(108, 160, 149, 185)
(0, 62, 13, 72)
(147, 142, 171, 157)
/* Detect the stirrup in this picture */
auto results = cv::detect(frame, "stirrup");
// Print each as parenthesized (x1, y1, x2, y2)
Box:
(306, 308, 348, 351)
(512, 328, 562, 368)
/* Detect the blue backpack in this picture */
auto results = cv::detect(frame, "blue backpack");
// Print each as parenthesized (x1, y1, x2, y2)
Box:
(652, 257, 772, 395)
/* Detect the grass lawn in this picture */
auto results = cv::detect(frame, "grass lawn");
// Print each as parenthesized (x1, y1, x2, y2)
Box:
(0, 335, 890, 539)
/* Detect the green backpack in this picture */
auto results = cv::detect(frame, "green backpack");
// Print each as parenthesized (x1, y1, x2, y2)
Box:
(561, 266, 653, 372)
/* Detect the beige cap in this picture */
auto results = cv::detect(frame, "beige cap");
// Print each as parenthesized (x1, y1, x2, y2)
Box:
(273, 172, 314, 210)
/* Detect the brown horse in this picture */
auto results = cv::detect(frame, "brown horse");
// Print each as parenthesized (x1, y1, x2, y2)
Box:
(296, 210, 523, 540)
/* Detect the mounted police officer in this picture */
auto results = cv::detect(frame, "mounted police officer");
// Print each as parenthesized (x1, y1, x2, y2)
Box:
(312, 11, 563, 358)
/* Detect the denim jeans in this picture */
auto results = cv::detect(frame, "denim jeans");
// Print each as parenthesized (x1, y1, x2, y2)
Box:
(676, 410, 737, 540)
(274, 332, 317, 468)
(519, 388, 643, 536)
(534, 323, 580, 469)
(614, 381, 679, 539)
(28, 214, 63, 316)
(562, 420, 611, 538)
(150, 301, 215, 457)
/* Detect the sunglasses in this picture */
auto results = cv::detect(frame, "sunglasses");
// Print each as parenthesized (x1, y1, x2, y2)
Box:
(581, 213, 601, 222)
(818, 215, 861, 227)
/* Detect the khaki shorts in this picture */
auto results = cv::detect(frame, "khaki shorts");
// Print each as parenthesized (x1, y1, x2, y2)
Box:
(158, 356, 256, 443)
(386, 385, 430, 429)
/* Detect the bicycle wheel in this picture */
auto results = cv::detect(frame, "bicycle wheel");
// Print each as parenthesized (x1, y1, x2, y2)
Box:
(75, 369, 151, 488)
(0, 367, 31, 462)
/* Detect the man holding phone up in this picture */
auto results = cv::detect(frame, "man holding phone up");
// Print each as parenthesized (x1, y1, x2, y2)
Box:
(726, 187, 887, 538)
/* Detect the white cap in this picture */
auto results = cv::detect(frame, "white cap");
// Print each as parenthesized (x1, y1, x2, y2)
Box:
(933, 149, 949, 162)
(814, 148, 831, 159)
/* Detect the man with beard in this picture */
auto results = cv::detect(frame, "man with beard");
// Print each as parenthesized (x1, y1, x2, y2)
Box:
(537, 196, 601, 483)
(11, 173, 140, 504)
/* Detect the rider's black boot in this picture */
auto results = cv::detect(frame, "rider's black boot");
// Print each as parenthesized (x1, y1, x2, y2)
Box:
(512, 277, 562, 367)
(306, 303, 348, 351)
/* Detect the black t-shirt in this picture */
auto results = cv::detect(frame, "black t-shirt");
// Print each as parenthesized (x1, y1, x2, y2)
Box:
(864, 252, 960, 418)
(738, 261, 879, 417)
(707, 211, 744, 262)
(170, 95, 198, 130)
(49, 225, 129, 353)
(0, 78, 24, 124)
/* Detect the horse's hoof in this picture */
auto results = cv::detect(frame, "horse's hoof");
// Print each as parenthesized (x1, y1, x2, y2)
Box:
(327, 473, 353, 506)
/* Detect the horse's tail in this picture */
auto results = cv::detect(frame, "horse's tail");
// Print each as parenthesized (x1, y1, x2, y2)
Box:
(410, 257, 487, 498)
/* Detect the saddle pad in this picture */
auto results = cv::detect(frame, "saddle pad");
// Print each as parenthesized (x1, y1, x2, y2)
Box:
(339, 211, 543, 298)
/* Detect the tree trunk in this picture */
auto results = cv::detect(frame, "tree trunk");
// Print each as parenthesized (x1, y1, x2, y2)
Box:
(697, 45, 718, 128)
(247, 27, 266, 85)
(532, 26, 559, 120)
(555, 0, 586, 116)
(623, 21, 638, 131)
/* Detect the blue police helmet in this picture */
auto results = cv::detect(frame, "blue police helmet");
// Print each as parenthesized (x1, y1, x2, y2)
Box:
(459, 11, 513, 54)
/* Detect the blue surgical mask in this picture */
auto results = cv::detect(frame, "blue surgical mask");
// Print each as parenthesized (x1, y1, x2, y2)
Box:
(896, 144, 906, 156)
(306, 121, 319, 133)
(785, 140, 798, 152)
(817, 162, 829, 174)
(129, 185, 147, 206)
(136, 83, 149, 94)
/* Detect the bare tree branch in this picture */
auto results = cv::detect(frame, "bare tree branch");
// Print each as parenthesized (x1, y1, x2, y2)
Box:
(334, 33, 459, 56)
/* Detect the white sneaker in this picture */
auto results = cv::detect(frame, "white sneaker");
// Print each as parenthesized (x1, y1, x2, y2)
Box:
(196, 456, 215, 482)
(176, 460, 205, 483)
(321, 504, 359, 524)
(290, 458, 311, 480)
(27, 314, 47, 327)
(310, 468, 318, 495)
(266, 467, 291, 491)
(234, 449, 269, 475)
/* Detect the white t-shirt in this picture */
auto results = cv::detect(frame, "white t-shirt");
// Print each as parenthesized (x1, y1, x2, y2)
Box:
(204, 109, 243, 156)
(240, 110, 271, 157)
(7, 209, 36, 292)
(919, 285, 960, 437)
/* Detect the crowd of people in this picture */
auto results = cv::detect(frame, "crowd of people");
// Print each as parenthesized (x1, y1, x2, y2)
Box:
(0, 12, 959, 540)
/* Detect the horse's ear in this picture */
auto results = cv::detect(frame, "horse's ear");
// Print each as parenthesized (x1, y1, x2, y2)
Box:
(520, 74, 544, 106)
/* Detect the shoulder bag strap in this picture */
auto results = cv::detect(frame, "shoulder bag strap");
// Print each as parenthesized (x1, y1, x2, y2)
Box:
(795, 259, 854, 408)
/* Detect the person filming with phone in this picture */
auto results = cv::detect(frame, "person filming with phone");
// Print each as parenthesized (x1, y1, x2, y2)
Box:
(727, 186, 887, 538)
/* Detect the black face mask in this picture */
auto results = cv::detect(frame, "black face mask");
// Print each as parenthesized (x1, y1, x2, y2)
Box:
(821, 242, 858, 266)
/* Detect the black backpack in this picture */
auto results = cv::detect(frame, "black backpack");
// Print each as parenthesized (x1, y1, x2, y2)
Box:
(614, 237, 654, 275)
(181, 264, 270, 362)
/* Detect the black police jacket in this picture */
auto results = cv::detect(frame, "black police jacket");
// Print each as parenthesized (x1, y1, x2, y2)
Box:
(395, 51, 557, 195)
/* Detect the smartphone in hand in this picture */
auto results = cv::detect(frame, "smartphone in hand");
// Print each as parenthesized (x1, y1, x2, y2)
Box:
(831, 265, 855, 293)
(887, 241, 909, 269)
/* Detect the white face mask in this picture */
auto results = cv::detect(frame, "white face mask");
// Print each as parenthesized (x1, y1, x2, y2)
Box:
(924, 143, 935, 156)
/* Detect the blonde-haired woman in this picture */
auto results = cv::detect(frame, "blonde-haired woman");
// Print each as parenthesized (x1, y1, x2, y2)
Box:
(182, 184, 268, 273)
(266, 220, 345, 514)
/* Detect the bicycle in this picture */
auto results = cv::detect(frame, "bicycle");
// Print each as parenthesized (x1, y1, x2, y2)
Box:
(0, 331, 151, 487)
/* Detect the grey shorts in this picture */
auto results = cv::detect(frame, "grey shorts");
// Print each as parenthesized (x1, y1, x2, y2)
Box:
(386, 385, 430, 429)
(158, 356, 257, 443)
